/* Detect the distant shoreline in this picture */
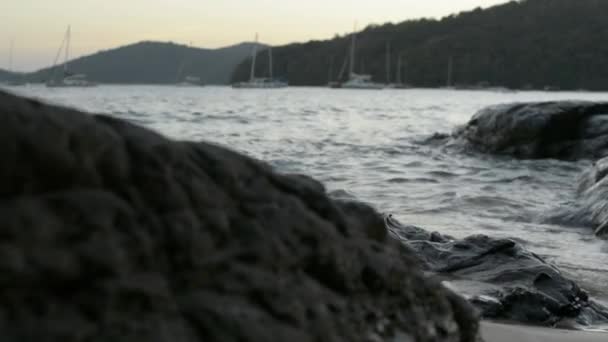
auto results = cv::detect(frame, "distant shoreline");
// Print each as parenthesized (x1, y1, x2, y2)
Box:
(4, 83, 608, 93)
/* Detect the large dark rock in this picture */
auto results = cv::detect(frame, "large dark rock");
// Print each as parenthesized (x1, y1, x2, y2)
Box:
(453, 101, 608, 160)
(0, 90, 479, 342)
(386, 215, 608, 328)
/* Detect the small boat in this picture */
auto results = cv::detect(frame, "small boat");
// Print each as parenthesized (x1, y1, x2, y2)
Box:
(232, 34, 287, 89)
(46, 25, 96, 88)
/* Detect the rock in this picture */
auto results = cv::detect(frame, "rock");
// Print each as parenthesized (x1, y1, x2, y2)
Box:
(453, 101, 608, 160)
(541, 157, 608, 236)
(386, 215, 608, 327)
(0, 90, 479, 342)
(544, 157, 608, 237)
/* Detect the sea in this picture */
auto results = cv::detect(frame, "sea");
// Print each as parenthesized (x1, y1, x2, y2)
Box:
(6, 84, 608, 304)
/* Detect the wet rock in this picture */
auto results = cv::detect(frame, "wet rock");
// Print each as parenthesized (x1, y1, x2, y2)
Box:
(543, 157, 608, 237)
(0, 90, 479, 342)
(454, 101, 608, 160)
(386, 215, 608, 327)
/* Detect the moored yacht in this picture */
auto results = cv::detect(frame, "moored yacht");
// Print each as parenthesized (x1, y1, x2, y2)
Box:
(331, 25, 383, 90)
(233, 77, 288, 89)
(175, 43, 205, 87)
(340, 73, 384, 89)
(386, 54, 412, 89)
(232, 34, 287, 89)
(46, 25, 97, 88)
(47, 73, 96, 87)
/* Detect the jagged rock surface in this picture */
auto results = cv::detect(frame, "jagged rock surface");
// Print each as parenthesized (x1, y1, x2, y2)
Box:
(386, 215, 608, 328)
(453, 101, 608, 160)
(0, 90, 479, 342)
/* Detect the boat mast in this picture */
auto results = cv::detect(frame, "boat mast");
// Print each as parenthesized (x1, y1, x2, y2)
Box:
(8, 38, 14, 73)
(249, 33, 258, 82)
(350, 24, 356, 76)
(268, 46, 273, 79)
(337, 53, 348, 81)
(328, 55, 334, 83)
(176, 41, 192, 82)
(385, 41, 391, 84)
(64, 25, 71, 74)
(446, 56, 453, 88)
(396, 54, 402, 84)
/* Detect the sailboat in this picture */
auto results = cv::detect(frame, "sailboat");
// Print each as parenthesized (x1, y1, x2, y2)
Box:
(6, 39, 26, 86)
(389, 53, 411, 89)
(232, 34, 288, 89)
(332, 26, 383, 89)
(327, 55, 338, 88)
(176, 43, 204, 87)
(328, 54, 347, 88)
(46, 25, 96, 88)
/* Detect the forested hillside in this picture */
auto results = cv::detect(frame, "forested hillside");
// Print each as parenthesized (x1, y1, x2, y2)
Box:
(232, 0, 608, 90)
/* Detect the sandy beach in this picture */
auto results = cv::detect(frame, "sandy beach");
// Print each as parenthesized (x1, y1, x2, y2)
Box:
(481, 322, 608, 342)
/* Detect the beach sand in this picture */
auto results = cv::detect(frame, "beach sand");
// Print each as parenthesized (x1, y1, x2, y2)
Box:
(481, 322, 608, 342)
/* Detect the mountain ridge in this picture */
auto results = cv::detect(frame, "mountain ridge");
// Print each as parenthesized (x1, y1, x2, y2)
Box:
(2, 41, 264, 85)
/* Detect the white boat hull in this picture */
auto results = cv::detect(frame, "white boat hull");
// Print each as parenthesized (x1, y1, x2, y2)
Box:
(176, 82, 205, 87)
(340, 83, 384, 90)
(47, 73, 97, 88)
(232, 79, 288, 89)
(333, 73, 384, 89)
(46, 81, 97, 88)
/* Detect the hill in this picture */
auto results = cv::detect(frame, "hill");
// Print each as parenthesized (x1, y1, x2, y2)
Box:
(25, 41, 261, 85)
(0, 69, 21, 82)
(232, 0, 608, 90)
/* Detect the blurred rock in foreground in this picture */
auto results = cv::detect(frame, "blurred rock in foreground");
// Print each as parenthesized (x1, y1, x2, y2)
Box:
(0, 90, 479, 342)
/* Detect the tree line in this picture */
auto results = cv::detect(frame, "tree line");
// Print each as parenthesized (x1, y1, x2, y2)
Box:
(232, 0, 608, 90)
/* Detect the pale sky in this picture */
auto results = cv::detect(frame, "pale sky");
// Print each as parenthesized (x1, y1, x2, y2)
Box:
(1, 0, 509, 71)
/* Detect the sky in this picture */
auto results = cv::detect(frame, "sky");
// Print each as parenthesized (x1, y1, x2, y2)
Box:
(1, 0, 509, 72)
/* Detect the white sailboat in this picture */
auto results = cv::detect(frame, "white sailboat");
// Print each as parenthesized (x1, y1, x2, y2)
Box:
(333, 25, 383, 90)
(388, 53, 412, 89)
(46, 25, 96, 88)
(176, 43, 204, 87)
(232, 34, 288, 89)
